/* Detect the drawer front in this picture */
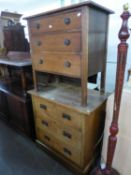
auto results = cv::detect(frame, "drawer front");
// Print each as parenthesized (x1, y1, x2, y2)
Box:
(35, 115, 82, 149)
(31, 32, 81, 52)
(32, 96, 55, 119)
(36, 127, 56, 149)
(55, 139, 81, 165)
(35, 114, 55, 132)
(32, 96, 82, 131)
(54, 124, 82, 149)
(29, 10, 82, 34)
(33, 95, 82, 150)
(55, 104, 83, 132)
(36, 127, 81, 165)
(32, 53, 81, 78)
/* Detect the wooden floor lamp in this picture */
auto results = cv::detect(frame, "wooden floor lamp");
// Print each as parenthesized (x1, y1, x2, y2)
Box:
(91, 4, 131, 175)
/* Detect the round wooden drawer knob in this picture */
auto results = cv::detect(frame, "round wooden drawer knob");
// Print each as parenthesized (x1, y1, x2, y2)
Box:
(64, 18, 71, 25)
(64, 39, 71, 46)
(36, 23, 40, 29)
(36, 41, 42, 46)
(64, 61, 71, 68)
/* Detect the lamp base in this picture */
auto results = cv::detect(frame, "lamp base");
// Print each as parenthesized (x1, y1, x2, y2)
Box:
(90, 167, 120, 175)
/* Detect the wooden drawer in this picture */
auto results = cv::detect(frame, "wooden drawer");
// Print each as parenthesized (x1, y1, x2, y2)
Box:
(32, 53, 81, 78)
(36, 127, 81, 165)
(54, 124, 82, 149)
(32, 96, 82, 132)
(36, 127, 56, 149)
(32, 96, 55, 118)
(35, 114, 54, 132)
(33, 96, 82, 149)
(35, 115, 82, 149)
(31, 32, 81, 52)
(29, 10, 82, 34)
(55, 104, 83, 131)
(55, 138, 81, 165)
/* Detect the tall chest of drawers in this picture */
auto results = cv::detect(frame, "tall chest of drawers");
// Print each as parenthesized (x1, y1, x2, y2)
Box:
(26, 1, 113, 174)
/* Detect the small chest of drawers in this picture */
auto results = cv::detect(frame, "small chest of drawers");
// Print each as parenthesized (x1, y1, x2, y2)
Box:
(30, 89, 107, 170)
(26, 1, 113, 106)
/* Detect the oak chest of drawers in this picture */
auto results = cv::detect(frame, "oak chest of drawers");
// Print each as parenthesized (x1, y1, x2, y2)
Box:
(29, 87, 108, 173)
(26, 1, 113, 106)
(26, 1, 113, 174)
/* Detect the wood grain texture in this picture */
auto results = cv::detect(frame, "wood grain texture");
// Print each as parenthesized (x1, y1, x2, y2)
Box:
(31, 32, 81, 52)
(81, 6, 88, 106)
(104, 10, 131, 174)
(27, 20, 37, 90)
(6, 94, 35, 138)
(31, 93, 106, 168)
(36, 126, 82, 165)
(29, 10, 82, 34)
(28, 5, 110, 103)
(91, 8, 130, 175)
(26, 2, 112, 173)
(33, 96, 82, 150)
(28, 85, 108, 114)
(32, 53, 81, 78)
(35, 117, 82, 150)
(88, 8, 108, 79)
(82, 103, 106, 167)
(32, 95, 82, 130)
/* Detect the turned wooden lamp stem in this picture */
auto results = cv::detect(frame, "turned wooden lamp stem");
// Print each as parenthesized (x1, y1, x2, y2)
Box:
(91, 4, 131, 175)
(105, 5, 131, 174)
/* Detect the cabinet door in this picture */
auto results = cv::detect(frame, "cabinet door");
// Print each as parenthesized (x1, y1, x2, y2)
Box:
(0, 91, 9, 121)
(7, 95, 25, 132)
(7, 95, 35, 138)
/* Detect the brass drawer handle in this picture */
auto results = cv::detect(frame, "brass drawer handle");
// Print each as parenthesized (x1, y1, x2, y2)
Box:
(39, 59, 44, 64)
(64, 39, 71, 46)
(36, 23, 40, 29)
(63, 148, 72, 156)
(64, 18, 71, 25)
(63, 131, 72, 139)
(44, 135, 50, 141)
(62, 113, 71, 121)
(64, 61, 71, 68)
(40, 104, 47, 110)
(41, 120, 48, 127)
(36, 41, 42, 46)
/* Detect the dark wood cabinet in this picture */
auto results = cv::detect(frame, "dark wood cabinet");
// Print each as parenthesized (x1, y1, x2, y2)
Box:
(0, 56, 35, 139)
(3, 24, 29, 53)
(7, 94, 35, 138)
(0, 91, 9, 121)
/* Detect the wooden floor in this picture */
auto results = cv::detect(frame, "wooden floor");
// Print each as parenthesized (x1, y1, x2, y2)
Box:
(0, 119, 73, 175)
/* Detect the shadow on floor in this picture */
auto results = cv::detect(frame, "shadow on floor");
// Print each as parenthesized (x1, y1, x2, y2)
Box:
(0, 121, 73, 175)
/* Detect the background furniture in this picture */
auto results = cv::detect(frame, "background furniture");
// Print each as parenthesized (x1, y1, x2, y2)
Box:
(0, 90, 9, 121)
(3, 23, 30, 53)
(0, 11, 34, 139)
(26, 1, 112, 174)
(0, 55, 35, 139)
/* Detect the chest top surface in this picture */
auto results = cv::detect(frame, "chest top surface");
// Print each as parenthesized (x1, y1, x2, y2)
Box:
(25, 1, 113, 20)
(28, 85, 109, 114)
